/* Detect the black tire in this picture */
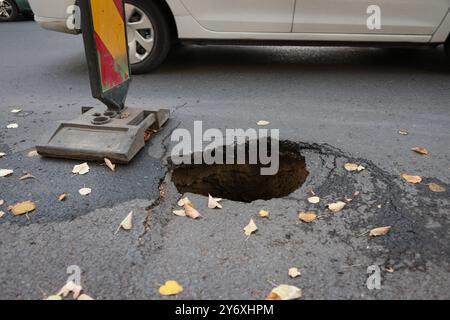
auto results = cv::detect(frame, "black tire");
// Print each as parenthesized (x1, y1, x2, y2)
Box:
(126, 0, 171, 74)
(0, 0, 19, 22)
(445, 37, 450, 61)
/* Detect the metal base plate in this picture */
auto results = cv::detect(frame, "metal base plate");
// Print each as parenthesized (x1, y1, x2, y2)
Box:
(36, 107, 170, 164)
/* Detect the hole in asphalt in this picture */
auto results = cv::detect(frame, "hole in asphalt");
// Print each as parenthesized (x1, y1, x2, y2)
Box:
(171, 141, 309, 203)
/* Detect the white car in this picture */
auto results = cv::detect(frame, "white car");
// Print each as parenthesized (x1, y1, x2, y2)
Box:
(29, 0, 450, 74)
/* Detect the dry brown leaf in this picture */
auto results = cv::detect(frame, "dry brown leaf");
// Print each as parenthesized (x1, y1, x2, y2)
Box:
(307, 196, 320, 204)
(412, 147, 428, 155)
(184, 204, 201, 219)
(259, 209, 270, 218)
(428, 183, 446, 193)
(344, 163, 365, 172)
(144, 128, 158, 142)
(0, 169, 14, 177)
(328, 201, 346, 213)
(7, 123, 18, 129)
(78, 187, 91, 196)
(402, 174, 422, 184)
(58, 193, 67, 202)
(298, 212, 317, 223)
(244, 219, 258, 236)
(8, 200, 36, 216)
(257, 120, 270, 126)
(266, 285, 302, 301)
(104, 158, 116, 172)
(116, 211, 133, 233)
(173, 209, 186, 217)
(119, 112, 130, 119)
(72, 163, 90, 175)
(27, 150, 39, 157)
(208, 194, 223, 209)
(77, 294, 95, 300)
(288, 267, 302, 278)
(57, 281, 82, 299)
(159, 280, 183, 296)
(369, 226, 392, 237)
(19, 173, 35, 181)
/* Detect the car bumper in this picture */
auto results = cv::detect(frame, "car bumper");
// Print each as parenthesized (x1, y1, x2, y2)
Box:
(34, 16, 78, 34)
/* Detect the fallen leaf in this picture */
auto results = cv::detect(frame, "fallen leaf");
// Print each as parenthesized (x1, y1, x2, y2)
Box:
(369, 226, 392, 237)
(428, 183, 446, 193)
(385, 267, 395, 273)
(104, 158, 116, 172)
(259, 209, 270, 218)
(398, 130, 408, 136)
(119, 112, 130, 119)
(57, 281, 82, 299)
(7, 123, 18, 129)
(8, 200, 36, 216)
(0, 199, 4, 205)
(412, 147, 428, 155)
(0, 211, 5, 219)
(116, 211, 133, 233)
(45, 295, 62, 301)
(19, 173, 35, 181)
(184, 204, 201, 219)
(344, 163, 365, 172)
(244, 219, 258, 236)
(328, 201, 346, 213)
(298, 212, 317, 223)
(78, 187, 91, 196)
(27, 150, 39, 157)
(11, 109, 22, 113)
(58, 193, 67, 201)
(77, 294, 94, 300)
(173, 210, 186, 217)
(257, 120, 270, 126)
(402, 174, 422, 184)
(266, 285, 302, 301)
(144, 128, 158, 142)
(177, 197, 192, 207)
(307, 196, 320, 204)
(159, 280, 183, 296)
(208, 194, 222, 209)
(0, 169, 14, 177)
(72, 163, 90, 175)
(288, 267, 302, 278)
(0, 152, 6, 158)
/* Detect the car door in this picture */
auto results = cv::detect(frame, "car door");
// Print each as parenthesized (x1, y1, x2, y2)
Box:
(293, 0, 450, 35)
(180, 0, 296, 32)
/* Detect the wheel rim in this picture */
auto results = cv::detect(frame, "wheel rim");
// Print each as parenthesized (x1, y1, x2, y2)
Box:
(125, 3, 155, 65)
(0, 0, 13, 19)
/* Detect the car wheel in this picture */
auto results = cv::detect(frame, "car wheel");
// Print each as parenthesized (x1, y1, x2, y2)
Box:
(125, 0, 171, 74)
(0, 0, 18, 22)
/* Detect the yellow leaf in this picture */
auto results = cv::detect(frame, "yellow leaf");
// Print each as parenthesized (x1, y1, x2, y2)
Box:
(402, 174, 422, 184)
(58, 193, 67, 202)
(259, 210, 270, 218)
(184, 204, 201, 219)
(344, 163, 365, 172)
(159, 280, 183, 296)
(104, 158, 116, 172)
(257, 120, 270, 126)
(298, 212, 317, 223)
(267, 285, 302, 300)
(77, 294, 95, 300)
(412, 147, 428, 155)
(0, 169, 14, 177)
(369, 226, 392, 237)
(78, 187, 92, 196)
(244, 219, 258, 236)
(177, 197, 192, 207)
(288, 267, 302, 278)
(428, 183, 446, 193)
(116, 211, 133, 233)
(72, 163, 90, 175)
(9, 200, 36, 216)
(328, 201, 346, 213)
(45, 295, 62, 301)
(208, 194, 222, 209)
(307, 196, 320, 204)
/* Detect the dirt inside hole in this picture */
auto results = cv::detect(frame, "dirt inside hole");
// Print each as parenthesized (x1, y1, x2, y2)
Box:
(171, 143, 309, 203)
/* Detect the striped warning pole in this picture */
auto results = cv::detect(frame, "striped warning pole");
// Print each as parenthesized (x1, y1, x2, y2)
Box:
(79, 0, 131, 112)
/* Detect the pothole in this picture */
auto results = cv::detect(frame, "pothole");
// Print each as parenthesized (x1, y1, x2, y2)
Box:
(170, 141, 309, 202)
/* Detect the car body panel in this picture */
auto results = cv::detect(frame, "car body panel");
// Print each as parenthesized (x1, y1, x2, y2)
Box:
(15, 0, 32, 12)
(29, 0, 450, 43)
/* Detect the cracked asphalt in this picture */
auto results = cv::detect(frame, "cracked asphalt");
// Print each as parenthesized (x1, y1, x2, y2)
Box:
(1, 21, 450, 300)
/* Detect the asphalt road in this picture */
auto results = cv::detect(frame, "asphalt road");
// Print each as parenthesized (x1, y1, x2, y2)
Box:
(0, 21, 449, 300)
